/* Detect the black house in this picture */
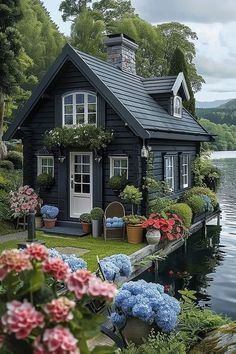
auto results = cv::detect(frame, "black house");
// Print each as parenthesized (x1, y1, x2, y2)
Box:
(5, 34, 213, 222)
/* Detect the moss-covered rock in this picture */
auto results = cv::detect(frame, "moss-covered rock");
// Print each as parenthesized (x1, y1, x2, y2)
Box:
(189, 322, 236, 354)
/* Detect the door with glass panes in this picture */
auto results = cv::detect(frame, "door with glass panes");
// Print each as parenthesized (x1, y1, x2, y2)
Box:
(70, 152, 92, 218)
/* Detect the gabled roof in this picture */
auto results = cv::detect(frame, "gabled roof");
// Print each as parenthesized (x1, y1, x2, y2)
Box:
(142, 72, 190, 100)
(4, 44, 212, 142)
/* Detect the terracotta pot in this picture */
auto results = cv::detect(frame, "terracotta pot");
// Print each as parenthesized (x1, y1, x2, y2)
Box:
(122, 317, 153, 345)
(44, 218, 57, 229)
(81, 222, 92, 234)
(35, 216, 43, 229)
(127, 224, 143, 244)
(146, 229, 161, 245)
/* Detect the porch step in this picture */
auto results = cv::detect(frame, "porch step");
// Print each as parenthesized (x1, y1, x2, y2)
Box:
(56, 220, 83, 229)
(40, 221, 88, 237)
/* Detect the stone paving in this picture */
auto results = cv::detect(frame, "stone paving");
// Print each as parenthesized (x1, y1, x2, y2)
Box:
(0, 231, 27, 244)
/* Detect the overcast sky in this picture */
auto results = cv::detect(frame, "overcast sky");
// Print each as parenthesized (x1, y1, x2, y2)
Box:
(43, 0, 236, 102)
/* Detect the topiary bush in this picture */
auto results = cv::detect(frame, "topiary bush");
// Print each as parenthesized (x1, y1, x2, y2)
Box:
(108, 175, 128, 191)
(80, 213, 91, 223)
(164, 203, 193, 228)
(120, 185, 143, 214)
(6, 151, 23, 169)
(185, 195, 206, 215)
(90, 207, 104, 220)
(36, 173, 55, 189)
(184, 186, 218, 209)
(0, 190, 12, 221)
(0, 160, 14, 171)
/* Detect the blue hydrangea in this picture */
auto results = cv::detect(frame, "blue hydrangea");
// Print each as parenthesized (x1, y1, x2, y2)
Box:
(40, 205, 59, 219)
(111, 313, 126, 329)
(48, 248, 87, 272)
(112, 280, 180, 332)
(200, 194, 214, 212)
(100, 254, 132, 281)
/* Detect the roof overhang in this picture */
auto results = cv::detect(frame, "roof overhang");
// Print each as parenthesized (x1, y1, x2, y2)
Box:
(172, 72, 190, 100)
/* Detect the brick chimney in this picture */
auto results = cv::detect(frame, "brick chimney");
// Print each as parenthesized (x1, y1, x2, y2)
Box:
(104, 33, 139, 75)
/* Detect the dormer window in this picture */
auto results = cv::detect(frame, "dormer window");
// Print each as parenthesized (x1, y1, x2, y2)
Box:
(63, 92, 97, 126)
(173, 96, 182, 118)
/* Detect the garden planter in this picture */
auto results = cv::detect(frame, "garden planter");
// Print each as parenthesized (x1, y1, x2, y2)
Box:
(122, 317, 153, 345)
(35, 216, 43, 228)
(127, 224, 143, 244)
(43, 218, 57, 229)
(146, 229, 161, 245)
(92, 220, 102, 237)
(81, 222, 92, 234)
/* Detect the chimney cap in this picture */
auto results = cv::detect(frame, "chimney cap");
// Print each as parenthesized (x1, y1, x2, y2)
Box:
(104, 33, 139, 51)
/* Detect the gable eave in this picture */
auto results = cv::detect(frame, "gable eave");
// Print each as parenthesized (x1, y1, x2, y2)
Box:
(172, 72, 190, 100)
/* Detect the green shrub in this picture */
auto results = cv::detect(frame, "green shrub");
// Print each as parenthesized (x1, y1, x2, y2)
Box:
(36, 173, 55, 189)
(149, 197, 175, 214)
(0, 190, 12, 221)
(184, 186, 218, 209)
(0, 169, 22, 192)
(0, 160, 14, 171)
(123, 215, 146, 225)
(90, 207, 104, 220)
(80, 213, 91, 223)
(0, 175, 11, 191)
(164, 203, 193, 228)
(120, 185, 143, 214)
(108, 175, 128, 191)
(6, 151, 23, 169)
(193, 155, 221, 192)
(185, 195, 206, 215)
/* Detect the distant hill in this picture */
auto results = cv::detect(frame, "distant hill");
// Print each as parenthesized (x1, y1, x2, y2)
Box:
(196, 99, 236, 126)
(196, 99, 231, 109)
(219, 98, 236, 109)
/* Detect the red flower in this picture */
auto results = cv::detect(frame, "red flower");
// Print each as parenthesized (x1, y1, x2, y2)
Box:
(45, 297, 75, 323)
(24, 243, 48, 262)
(43, 258, 70, 281)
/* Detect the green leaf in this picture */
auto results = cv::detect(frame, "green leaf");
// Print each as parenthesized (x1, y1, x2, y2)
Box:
(91, 345, 117, 354)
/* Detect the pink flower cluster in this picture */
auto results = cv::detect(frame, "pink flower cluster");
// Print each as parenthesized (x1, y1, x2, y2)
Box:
(10, 185, 42, 217)
(66, 269, 117, 301)
(34, 326, 79, 354)
(1, 301, 44, 339)
(45, 297, 75, 323)
(0, 249, 32, 280)
(43, 258, 70, 281)
(25, 243, 48, 262)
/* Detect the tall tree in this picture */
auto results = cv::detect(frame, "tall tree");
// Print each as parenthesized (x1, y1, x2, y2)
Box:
(59, 0, 92, 22)
(168, 47, 196, 117)
(70, 9, 106, 59)
(0, 0, 23, 157)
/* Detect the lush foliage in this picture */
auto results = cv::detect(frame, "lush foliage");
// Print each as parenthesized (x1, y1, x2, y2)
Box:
(6, 151, 23, 169)
(197, 107, 236, 126)
(142, 213, 188, 241)
(0, 190, 12, 222)
(41, 205, 59, 219)
(112, 280, 180, 332)
(193, 154, 221, 191)
(105, 217, 124, 228)
(123, 215, 146, 225)
(48, 248, 87, 272)
(184, 195, 206, 215)
(0, 168, 22, 192)
(100, 254, 132, 282)
(90, 207, 104, 221)
(10, 185, 42, 218)
(44, 126, 113, 154)
(200, 119, 236, 151)
(36, 173, 55, 189)
(120, 185, 143, 214)
(0, 160, 14, 171)
(0, 244, 117, 354)
(184, 187, 218, 209)
(108, 175, 128, 191)
(80, 213, 91, 223)
(0, 175, 11, 192)
(149, 197, 175, 214)
(164, 203, 193, 228)
(200, 194, 214, 213)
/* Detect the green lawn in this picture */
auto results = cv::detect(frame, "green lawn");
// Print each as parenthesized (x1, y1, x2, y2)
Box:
(0, 232, 145, 271)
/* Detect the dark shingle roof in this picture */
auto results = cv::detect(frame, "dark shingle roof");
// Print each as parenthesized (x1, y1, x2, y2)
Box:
(142, 76, 177, 94)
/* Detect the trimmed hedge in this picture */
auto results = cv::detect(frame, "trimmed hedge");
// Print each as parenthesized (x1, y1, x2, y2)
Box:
(6, 151, 23, 169)
(184, 187, 218, 209)
(0, 160, 14, 171)
(164, 203, 193, 228)
(185, 195, 206, 215)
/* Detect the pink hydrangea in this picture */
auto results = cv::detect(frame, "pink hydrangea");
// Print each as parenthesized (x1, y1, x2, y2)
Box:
(1, 300, 44, 339)
(43, 258, 70, 281)
(34, 326, 79, 354)
(66, 269, 117, 301)
(45, 297, 75, 323)
(25, 243, 48, 262)
(0, 249, 32, 280)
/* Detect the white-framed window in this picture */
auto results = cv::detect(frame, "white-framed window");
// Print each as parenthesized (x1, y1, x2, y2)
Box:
(164, 155, 174, 190)
(62, 92, 97, 126)
(173, 96, 182, 118)
(182, 154, 189, 188)
(110, 156, 128, 178)
(37, 156, 54, 176)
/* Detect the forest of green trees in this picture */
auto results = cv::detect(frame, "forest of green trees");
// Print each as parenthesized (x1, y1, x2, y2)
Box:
(197, 107, 236, 126)
(200, 119, 236, 151)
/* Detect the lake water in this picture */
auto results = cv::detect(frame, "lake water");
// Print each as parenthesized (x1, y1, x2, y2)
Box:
(141, 151, 236, 319)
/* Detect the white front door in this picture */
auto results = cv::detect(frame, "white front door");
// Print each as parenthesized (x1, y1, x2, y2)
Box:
(70, 152, 93, 218)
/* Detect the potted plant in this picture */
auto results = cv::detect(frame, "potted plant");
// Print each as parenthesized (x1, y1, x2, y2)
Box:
(108, 175, 128, 195)
(120, 185, 143, 215)
(90, 207, 104, 238)
(142, 214, 162, 245)
(80, 213, 92, 233)
(36, 173, 55, 190)
(111, 279, 180, 345)
(40, 205, 59, 228)
(123, 215, 146, 244)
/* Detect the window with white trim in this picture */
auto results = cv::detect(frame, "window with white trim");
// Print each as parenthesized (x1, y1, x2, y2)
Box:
(173, 96, 182, 118)
(164, 155, 174, 190)
(63, 92, 97, 126)
(37, 156, 54, 176)
(182, 154, 189, 188)
(110, 156, 128, 178)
